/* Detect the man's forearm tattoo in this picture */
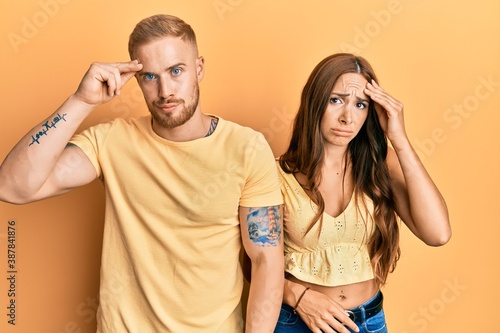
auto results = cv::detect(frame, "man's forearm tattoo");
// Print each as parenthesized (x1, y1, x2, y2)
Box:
(246, 206, 282, 247)
(29, 112, 68, 146)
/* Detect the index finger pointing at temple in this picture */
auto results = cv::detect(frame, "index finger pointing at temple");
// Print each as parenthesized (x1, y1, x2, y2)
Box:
(114, 60, 143, 74)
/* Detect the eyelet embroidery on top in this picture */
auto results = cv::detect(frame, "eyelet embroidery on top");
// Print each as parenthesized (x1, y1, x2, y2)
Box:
(280, 167, 375, 285)
(353, 261, 358, 271)
(335, 220, 344, 230)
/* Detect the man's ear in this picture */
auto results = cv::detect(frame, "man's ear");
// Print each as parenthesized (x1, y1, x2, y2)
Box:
(196, 56, 205, 82)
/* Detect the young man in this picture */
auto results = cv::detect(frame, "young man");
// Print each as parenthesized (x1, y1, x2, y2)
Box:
(0, 14, 284, 332)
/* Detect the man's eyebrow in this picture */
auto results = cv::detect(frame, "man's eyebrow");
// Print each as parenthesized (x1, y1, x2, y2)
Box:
(137, 69, 152, 75)
(137, 62, 187, 74)
(331, 92, 370, 103)
(166, 62, 186, 71)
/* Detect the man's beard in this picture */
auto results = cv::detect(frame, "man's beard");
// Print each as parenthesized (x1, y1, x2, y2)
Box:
(148, 84, 200, 129)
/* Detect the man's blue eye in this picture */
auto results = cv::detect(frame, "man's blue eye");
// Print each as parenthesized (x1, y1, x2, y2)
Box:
(172, 68, 181, 75)
(145, 73, 156, 80)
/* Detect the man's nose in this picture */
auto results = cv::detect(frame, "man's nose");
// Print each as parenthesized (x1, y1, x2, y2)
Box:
(158, 78, 174, 99)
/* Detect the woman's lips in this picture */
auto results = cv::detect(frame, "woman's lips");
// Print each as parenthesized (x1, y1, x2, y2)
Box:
(331, 128, 353, 137)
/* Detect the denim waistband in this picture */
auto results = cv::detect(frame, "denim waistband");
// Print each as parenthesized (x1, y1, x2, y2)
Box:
(346, 291, 383, 323)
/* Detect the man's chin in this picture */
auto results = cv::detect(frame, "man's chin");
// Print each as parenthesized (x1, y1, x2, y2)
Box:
(151, 111, 195, 129)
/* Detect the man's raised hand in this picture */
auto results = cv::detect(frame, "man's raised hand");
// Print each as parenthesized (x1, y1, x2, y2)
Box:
(74, 60, 143, 107)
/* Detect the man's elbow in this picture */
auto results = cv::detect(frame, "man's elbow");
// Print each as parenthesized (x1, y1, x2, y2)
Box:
(0, 184, 41, 205)
(0, 192, 36, 205)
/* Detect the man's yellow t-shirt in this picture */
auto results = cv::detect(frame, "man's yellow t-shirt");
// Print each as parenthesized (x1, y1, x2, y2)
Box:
(70, 115, 282, 332)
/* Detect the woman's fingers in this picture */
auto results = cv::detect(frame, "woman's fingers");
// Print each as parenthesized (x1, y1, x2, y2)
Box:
(366, 80, 403, 113)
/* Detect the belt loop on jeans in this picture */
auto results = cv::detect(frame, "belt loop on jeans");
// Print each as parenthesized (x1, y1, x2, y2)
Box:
(346, 291, 383, 322)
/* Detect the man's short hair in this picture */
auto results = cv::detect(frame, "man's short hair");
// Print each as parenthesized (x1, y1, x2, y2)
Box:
(128, 14, 198, 59)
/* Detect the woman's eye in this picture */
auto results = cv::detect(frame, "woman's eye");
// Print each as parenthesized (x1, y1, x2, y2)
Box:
(330, 97, 341, 104)
(357, 102, 367, 109)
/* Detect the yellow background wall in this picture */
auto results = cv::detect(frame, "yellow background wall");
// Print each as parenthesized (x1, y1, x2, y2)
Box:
(1, 0, 499, 332)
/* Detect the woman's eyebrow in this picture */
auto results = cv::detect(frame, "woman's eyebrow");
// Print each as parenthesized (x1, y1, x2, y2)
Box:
(331, 92, 370, 103)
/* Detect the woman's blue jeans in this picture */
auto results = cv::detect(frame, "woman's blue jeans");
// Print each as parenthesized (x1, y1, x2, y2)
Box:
(274, 291, 387, 333)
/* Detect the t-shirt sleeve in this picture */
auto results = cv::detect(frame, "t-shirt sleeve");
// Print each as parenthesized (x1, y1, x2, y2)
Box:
(68, 121, 114, 179)
(239, 132, 283, 208)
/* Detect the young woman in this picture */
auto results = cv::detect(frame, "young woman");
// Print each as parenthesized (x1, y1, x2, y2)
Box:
(274, 53, 451, 333)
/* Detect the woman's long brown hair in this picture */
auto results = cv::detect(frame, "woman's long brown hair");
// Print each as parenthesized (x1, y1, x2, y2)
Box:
(279, 53, 400, 286)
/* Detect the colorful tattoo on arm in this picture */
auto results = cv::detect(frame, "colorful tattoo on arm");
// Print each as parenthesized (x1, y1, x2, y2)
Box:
(29, 112, 68, 146)
(246, 206, 282, 247)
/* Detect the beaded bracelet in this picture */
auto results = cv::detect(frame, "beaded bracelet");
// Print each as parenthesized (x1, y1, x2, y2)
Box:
(293, 287, 310, 313)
